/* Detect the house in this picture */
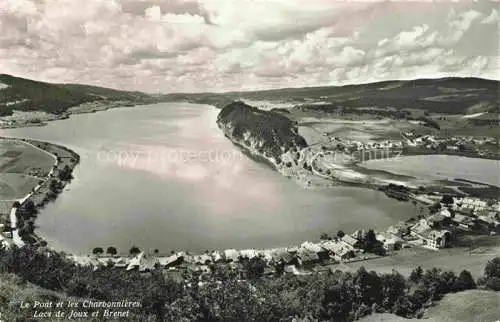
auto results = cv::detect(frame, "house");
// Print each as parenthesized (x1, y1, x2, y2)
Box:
(477, 216, 500, 231)
(223, 249, 240, 262)
(297, 248, 319, 266)
(192, 254, 212, 265)
(382, 238, 402, 251)
(321, 241, 355, 261)
(139, 256, 159, 272)
(126, 252, 145, 271)
(418, 229, 451, 250)
(211, 251, 223, 262)
(158, 253, 184, 268)
(240, 249, 258, 259)
(427, 214, 448, 228)
(262, 249, 274, 262)
(300, 241, 329, 260)
(387, 225, 408, 237)
(451, 214, 475, 230)
(112, 257, 129, 268)
(271, 248, 298, 265)
(376, 233, 403, 251)
(341, 235, 360, 249)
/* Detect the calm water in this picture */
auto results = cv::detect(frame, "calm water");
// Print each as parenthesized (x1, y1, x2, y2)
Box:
(362, 155, 500, 187)
(3, 103, 413, 254)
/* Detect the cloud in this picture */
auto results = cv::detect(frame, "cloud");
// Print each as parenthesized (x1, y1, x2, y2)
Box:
(0, 0, 497, 92)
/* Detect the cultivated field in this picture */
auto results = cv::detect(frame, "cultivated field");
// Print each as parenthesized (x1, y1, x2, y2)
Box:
(0, 139, 55, 201)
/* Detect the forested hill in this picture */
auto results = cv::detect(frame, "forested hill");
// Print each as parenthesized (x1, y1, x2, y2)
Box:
(0, 74, 155, 116)
(217, 101, 307, 164)
(162, 77, 499, 114)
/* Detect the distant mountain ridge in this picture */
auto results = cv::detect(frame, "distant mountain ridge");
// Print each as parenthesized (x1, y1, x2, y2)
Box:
(163, 77, 499, 114)
(0, 74, 155, 116)
(1, 74, 498, 117)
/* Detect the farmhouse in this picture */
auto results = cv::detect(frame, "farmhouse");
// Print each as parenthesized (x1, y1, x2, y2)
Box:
(419, 229, 451, 250)
(223, 249, 240, 262)
(321, 240, 355, 261)
(451, 214, 475, 230)
(340, 234, 361, 249)
(158, 253, 184, 268)
(126, 252, 145, 271)
(376, 233, 403, 251)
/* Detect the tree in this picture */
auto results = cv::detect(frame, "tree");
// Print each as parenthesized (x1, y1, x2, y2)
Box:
(429, 202, 441, 214)
(441, 195, 454, 205)
(92, 247, 104, 256)
(49, 179, 62, 193)
(23, 200, 37, 217)
(244, 257, 266, 280)
(484, 257, 500, 279)
(409, 266, 423, 284)
(361, 229, 385, 255)
(320, 232, 331, 240)
(129, 246, 141, 256)
(481, 257, 500, 291)
(59, 165, 73, 181)
(12, 201, 21, 208)
(354, 267, 383, 306)
(381, 270, 406, 309)
(274, 260, 285, 276)
(106, 247, 117, 256)
(453, 270, 476, 292)
(337, 230, 345, 238)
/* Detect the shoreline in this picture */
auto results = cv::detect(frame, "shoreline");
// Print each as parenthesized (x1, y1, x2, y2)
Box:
(0, 136, 80, 248)
(0, 100, 142, 130)
(1, 103, 497, 266)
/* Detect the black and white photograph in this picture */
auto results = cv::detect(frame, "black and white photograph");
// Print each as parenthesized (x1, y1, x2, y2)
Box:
(0, 0, 499, 321)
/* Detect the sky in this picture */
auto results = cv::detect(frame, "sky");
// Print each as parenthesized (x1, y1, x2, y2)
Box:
(0, 0, 498, 93)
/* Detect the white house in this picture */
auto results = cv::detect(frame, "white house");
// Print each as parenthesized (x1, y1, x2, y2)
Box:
(223, 249, 240, 262)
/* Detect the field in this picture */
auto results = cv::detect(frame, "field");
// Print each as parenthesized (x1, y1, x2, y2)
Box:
(0, 139, 55, 202)
(360, 290, 500, 322)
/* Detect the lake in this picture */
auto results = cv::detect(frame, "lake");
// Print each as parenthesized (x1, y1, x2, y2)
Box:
(361, 155, 500, 187)
(2, 103, 414, 255)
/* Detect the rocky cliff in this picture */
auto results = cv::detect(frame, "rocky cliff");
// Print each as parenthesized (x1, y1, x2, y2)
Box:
(216, 101, 308, 169)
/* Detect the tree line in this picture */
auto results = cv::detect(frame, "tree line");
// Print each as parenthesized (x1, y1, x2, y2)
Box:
(0, 244, 498, 321)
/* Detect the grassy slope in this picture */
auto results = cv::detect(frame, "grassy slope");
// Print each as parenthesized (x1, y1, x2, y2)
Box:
(359, 290, 500, 322)
(0, 273, 71, 321)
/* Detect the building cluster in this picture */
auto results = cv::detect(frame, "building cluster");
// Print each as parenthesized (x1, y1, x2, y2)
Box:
(72, 194, 500, 275)
(403, 133, 497, 154)
(323, 136, 404, 153)
(386, 195, 500, 250)
(74, 232, 379, 275)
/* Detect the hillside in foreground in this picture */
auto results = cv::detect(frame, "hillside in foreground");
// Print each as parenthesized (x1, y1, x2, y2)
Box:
(359, 290, 500, 322)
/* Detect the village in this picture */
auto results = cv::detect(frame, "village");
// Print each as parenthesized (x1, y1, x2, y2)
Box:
(72, 192, 500, 279)
(320, 131, 498, 160)
(0, 134, 498, 282)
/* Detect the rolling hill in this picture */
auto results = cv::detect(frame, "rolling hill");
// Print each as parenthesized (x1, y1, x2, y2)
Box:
(162, 77, 499, 115)
(0, 74, 155, 116)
